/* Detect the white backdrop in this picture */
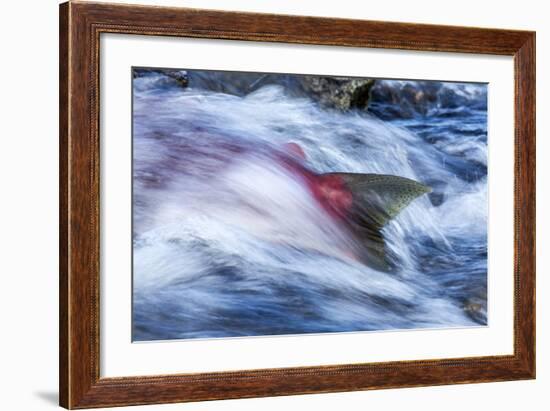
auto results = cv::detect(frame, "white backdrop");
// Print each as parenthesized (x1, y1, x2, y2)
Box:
(101, 34, 514, 377)
(0, 0, 546, 410)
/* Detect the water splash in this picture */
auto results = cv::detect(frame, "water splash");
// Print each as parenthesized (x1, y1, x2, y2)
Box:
(132, 72, 488, 341)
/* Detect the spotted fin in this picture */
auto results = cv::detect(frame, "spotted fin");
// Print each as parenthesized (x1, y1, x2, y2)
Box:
(327, 172, 431, 228)
(323, 172, 431, 271)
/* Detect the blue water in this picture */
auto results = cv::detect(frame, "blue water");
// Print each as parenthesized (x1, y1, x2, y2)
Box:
(132, 71, 488, 341)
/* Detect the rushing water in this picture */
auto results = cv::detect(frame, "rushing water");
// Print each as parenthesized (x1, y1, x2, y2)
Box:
(132, 70, 488, 341)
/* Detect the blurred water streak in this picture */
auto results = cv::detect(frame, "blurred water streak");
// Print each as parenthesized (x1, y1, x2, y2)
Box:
(132, 71, 488, 341)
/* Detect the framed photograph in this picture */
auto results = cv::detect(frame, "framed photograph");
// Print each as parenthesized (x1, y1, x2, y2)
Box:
(59, 1, 535, 408)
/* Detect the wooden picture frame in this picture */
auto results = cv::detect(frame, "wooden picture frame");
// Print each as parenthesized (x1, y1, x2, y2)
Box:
(59, 1, 535, 408)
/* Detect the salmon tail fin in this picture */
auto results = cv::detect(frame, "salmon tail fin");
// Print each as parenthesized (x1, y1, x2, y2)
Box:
(327, 172, 431, 228)
(323, 172, 431, 271)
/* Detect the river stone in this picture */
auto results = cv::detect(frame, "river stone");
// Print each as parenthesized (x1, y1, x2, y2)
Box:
(133, 68, 188, 87)
(134, 68, 376, 112)
(296, 76, 375, 111)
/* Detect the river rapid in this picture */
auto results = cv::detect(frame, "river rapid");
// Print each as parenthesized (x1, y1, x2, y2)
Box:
(132, 70, 488, 341)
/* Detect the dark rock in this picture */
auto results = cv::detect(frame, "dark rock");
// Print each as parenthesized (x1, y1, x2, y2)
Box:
(369, 80, 487, 118)
(136, 68, 376, 112)
(186, 71, 271, 95)
(186, 71, 376, 111)
(428, 191, 445, 207)
(133, 68, 188, 87)
(463, 297, 486, 324)
(295, 76, 375, 111)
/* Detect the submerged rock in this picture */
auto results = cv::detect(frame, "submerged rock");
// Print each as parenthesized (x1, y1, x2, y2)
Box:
(133, 68, 487, 119)
(369, 80, 487, 119)
(133, 68, 375, 112)
(133, 68, 188, 87)
(463, 299, 486, 324)
(296, 76, 375, 111)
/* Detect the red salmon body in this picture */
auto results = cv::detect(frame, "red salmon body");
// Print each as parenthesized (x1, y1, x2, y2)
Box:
(276, 145, 353, 220)
(307, 174, 353, 220)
